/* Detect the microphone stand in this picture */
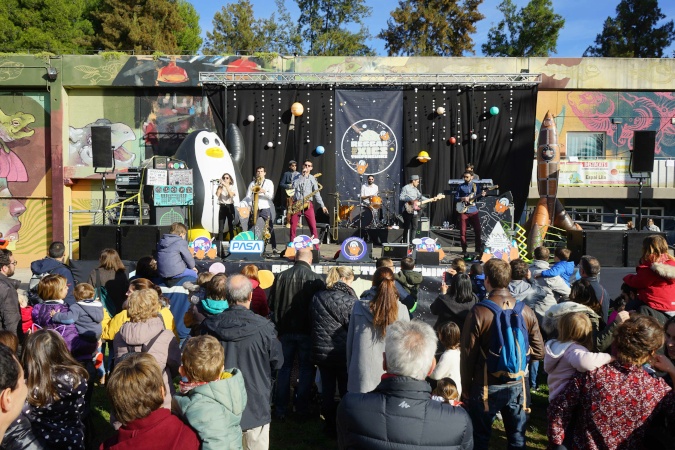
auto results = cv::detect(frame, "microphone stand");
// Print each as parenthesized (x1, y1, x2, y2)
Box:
(358, 175, 364, 240)
(211, 180, 220, 257)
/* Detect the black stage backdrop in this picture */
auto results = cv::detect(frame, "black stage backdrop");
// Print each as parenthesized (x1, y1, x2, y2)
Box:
(204, 85, 537, 226)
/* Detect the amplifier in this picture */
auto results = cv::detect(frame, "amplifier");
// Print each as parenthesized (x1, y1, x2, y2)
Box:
(153, 185, 194, 206)
(382, 243, 409, 260)
(115, 171, 141, 186)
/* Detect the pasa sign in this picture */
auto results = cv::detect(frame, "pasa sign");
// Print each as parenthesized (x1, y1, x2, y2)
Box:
(230, 240, 264, 253)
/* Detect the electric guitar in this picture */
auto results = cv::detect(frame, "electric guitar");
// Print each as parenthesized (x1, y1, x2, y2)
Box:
(455, 185, 499, 214)
(404, 194, 445, 214)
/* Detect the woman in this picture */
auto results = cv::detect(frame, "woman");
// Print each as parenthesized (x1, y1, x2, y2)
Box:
(241, 264, 269, 317)
(87, 248, 129, 316)
(216, 172, 239, 246)
(310, 266, 357, 435)
(548, 315, 675, 449)
(346, 267, 409, 393)
(430, 273, 478, 332)
(623, 234, 675, 324)
(113, 288, 181, 410)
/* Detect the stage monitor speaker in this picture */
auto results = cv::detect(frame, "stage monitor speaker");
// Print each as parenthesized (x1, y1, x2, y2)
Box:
(415, 251, 440, 266)
(567, 229, 625, 267)
(312, 249, 320, 264)
(79, 226, 118, 260)
(632, 130, 656, 173)
(119, 226, 161, 262)
(91, 126, 112, 168)
(382, 243, 409, 260)
(151, 206, 188, 226)
(625, 231, 667, 267)
(416, 217, 430, 238)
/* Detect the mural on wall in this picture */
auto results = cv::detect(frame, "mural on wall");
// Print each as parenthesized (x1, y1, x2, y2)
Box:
(69, 118, 136, 167)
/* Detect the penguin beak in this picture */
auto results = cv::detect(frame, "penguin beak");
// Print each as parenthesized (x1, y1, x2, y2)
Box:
(205, 147, 224, 158)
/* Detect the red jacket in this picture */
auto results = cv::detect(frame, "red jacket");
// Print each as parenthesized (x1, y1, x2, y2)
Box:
(100, 408, 199, 450)
(20, 306, 33, 334)
(250, 286, 270, 317)
(623, 256, 675, 312)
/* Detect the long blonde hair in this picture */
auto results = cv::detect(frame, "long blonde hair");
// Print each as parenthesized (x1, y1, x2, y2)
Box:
(325, 266, 354, 288)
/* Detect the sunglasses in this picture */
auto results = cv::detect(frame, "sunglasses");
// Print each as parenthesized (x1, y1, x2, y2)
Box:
(304, 164, 312, 167)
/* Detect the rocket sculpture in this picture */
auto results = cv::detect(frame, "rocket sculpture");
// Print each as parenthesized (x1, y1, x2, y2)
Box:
(527, 111, 581, 254)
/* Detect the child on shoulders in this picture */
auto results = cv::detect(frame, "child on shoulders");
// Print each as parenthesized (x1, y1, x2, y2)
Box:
(157, 222, 198, 281)
(537, 247, 574, 287)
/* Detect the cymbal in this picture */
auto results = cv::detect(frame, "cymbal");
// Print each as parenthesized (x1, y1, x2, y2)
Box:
(380, 190, 394, 195)
(327, 193, 340, 196)
(341, 199, 360, 204)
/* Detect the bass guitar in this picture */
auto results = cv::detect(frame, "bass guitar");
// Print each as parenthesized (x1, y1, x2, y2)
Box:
(455, 185, 499, 214)
(404, 194, 445, 214)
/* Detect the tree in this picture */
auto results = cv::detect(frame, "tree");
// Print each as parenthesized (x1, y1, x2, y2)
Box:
(378, 0, 484, 56)
(584, 0, 675, 57)
(296, 0, 374, 56)
(482, 0, 564, 57)
(93, 0, 187, 54)
(0, 0, 21, 53)
(174, 0, 202, 54)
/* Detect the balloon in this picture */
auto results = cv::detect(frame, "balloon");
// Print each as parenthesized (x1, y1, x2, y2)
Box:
(436, 106, 446, 115)
(291, 102, 304, 116)
(449, 137, 457, 145)
(471, 133, 478, 140)
(490, 106, 499, 116)
(187, 228, 210, 242)
(266, 141, 274, 148)
(247, 114, 255, 122)
(315, 145, 325, 155)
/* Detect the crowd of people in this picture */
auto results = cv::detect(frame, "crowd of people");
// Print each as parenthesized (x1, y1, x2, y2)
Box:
(1, 228, 675, 449)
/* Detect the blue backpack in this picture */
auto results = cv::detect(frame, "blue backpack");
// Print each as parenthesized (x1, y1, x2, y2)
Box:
(479, 299, 530, 382)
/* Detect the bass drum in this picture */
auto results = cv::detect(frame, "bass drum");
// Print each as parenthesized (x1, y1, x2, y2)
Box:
(338, 205, 355, 220)
(348, 207, 374, 228)
(370, 195, 382, 209)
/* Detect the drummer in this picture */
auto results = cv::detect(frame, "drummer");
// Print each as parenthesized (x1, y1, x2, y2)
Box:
(360, 175, 379, 207)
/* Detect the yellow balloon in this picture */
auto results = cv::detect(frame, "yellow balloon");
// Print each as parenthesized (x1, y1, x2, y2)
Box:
(417, 151, 431, 163)
(291, 102, 304, 116)
(188, 228, 211, 242)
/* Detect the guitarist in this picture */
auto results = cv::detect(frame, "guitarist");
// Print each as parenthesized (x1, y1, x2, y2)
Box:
(290, 160, 328, 243)
(454, 171, 486, 257)
(279, 160, 298, 227)
(399, 174, 427, 244)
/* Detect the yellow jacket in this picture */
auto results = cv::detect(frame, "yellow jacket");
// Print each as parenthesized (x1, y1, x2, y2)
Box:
(101, 307, 176, 341)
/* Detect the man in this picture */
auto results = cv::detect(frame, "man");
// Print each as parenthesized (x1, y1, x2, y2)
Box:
(201, 274, 283, 450)
(529, 246, 571, 304)
(337, 320, 473, 449)
(0, 344, 28, 444)
(242, 166, 277, 250)
(0, 250, 20, 337)
(454, 171, 486, 257)
(579, 255, 611, 322)
(399, 174, 427, 244)
(359, 175, 378, 207)
(466, 162, 480, 181)
(30, 241, 76, 305)
(644, 218, 661, 231)
(279, 160, 298, 227)
(269, 248, 325, 419)
(461, 258, 544, 450)
(289, 160, 328, 242)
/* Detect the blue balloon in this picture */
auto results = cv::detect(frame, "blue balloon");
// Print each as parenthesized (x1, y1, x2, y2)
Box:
(490, 106, 500, 116)
(315, 145, 325, 155)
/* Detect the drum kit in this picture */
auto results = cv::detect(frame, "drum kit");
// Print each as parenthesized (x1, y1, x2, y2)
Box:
(331, 190, 398, 229)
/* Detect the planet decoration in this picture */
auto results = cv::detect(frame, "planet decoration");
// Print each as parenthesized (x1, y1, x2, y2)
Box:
(315, 145, 325, 155)
(291, 102, 304, 116)
(448, 137, 457, 145)
(266, 141, 274, 148)
(471, 133, 478, 140)
(436, 106, 446, 115)
(417, 151, 431, 163)
(247, 114, 255, 122)
(490, 106, 500, 116)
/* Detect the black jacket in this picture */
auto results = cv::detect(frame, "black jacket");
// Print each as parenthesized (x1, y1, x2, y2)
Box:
(269, 261, 325, 335)
(310, 282, 357, 367)
(30, 257, 76, 305)
(337, 376, 473, 450)
(0, 274, 21, 336)
(0, 415, 44, 450)
(201, 305, 283, 430)
(429, 293, 478, 332)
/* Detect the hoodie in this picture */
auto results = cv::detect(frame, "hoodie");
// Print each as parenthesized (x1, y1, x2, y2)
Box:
(529, 259, 571, 301)
(30, 257, 76, 305)
(156, 233, 195, 279)
(544, 340, 612, 400)
(508, 279, 556, 325)
(346, 298, 410, 394)
(52, 299, 104, 340)
(540, 260, 575, 286)
(102, 408, 199, 450)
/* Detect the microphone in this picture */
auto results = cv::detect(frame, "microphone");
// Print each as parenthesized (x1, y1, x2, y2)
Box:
(211, 179, 221, 182)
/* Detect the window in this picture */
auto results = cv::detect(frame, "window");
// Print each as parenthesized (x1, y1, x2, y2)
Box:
(567, 206, 604, 223)
(628, 207, 664, 231)
(567, 132, 605, 158)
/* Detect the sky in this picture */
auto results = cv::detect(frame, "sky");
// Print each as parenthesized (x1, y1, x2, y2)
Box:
(192, 0, 675, 57)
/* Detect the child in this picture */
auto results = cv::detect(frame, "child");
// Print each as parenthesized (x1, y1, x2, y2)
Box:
(608, 283, 634, 325)
(469, 263, 486, 301)
(17, 289, 33, 335)
(184, 274, 228, 335)
(537, 247, 574, 287)
(0, 330, 19, 353)
(173, 335, 246, 450)
(31, 274, 78, 351)
(544, 312, 612, 400)
(51, 282, 104, 362)
(529, 246, 571, 302)
(157, 222, 197, 281)
(394, 257, 423, 301)
(429, 322, 462, 398)
(431, 377, 462, 406)
(21, 329, 89, 450)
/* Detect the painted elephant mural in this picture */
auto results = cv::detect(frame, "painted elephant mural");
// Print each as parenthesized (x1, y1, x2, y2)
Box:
(68, 118, 136, 167)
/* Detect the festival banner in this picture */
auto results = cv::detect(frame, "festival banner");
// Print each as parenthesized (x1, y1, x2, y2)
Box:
(558, 160, 647, 187)
(335, 90, 403, 227)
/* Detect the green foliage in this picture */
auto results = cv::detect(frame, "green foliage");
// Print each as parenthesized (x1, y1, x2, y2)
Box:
(482, 0, 564, 57)
(296, 0, 375, 56)
(204, 0, 301, 55)
(584, 0, 675, 57)
(378, 0, 484, 56)
(100, 51, 126, 60)
(152, 51, 166, 60)
(174, 0, 202, 54)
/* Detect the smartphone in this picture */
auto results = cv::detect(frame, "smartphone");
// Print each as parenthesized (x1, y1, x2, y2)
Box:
(444, 271, 453, 285)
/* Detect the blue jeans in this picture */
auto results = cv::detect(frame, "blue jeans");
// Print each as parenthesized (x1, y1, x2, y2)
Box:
(275, 334, 313, 416)
(467, 381, 529, 450)
(529, 361, 539, 390)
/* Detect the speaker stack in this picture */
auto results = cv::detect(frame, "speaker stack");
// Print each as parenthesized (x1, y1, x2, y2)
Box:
(79, 225, 166, 261)
(567, 229, 668, 268)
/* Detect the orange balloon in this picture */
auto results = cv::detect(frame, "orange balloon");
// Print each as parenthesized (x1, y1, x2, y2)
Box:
(291, 102, 304, 116)
(449, 137, 457, 145)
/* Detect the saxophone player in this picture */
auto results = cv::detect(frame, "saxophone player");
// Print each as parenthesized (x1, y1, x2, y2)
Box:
(290, 160, 327, 242)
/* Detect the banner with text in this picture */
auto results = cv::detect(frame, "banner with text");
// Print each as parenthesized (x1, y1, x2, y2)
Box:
(558, 160, 648, 187)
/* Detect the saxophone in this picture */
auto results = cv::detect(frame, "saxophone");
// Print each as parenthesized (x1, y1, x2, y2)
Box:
(251, 175, 263, 227)
(289, 179, 323, 215)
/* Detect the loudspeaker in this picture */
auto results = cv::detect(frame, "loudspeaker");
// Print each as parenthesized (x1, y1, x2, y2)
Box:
(151, 206, 188, 226)
(312, 249, 320, 264)
(382, 243, 409, 260)
(119, 226, 161, 261)
(79, 226, 118, 260)
(625, 231, 667, 267)
(567, 230, 625, 267)
(91, 126, 112, 168)
(415, 251, 440, 265)
(632, 130, 656, 173)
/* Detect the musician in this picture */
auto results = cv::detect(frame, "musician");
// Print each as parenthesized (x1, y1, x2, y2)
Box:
(360, 175, 379, 205)
(279, 160, 298, 226)
(399, 174, 427, 244)
(215, 172, 239, 248)
(242, 167, 276, 248)
(465, 162, 480, 181)
(290, 160, 328, 242)
(454, 171, 486, 257)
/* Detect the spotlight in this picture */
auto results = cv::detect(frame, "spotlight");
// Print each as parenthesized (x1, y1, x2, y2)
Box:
(46, 67, 58, 81)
